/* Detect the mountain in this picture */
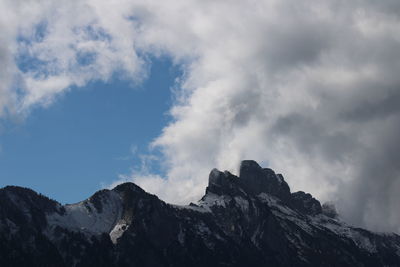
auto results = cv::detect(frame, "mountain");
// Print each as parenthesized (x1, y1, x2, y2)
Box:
(0, 160, 399, 267)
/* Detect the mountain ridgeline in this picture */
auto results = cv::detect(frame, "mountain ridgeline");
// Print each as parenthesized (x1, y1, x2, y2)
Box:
(0, 160, 399, 266)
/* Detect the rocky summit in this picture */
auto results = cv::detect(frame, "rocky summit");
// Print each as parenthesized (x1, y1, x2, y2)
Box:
(0, 160, 400, 267)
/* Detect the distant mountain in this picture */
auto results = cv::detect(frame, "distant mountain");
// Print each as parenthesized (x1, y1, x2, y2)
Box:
(1, 160, 400, 267)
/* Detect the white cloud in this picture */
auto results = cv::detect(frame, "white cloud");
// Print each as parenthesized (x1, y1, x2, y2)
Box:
(2, 0, 400, 233)
(0, 0, 145, 116)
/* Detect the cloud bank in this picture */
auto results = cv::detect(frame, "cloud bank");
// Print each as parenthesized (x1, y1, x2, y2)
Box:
(2, 0, 400, 232)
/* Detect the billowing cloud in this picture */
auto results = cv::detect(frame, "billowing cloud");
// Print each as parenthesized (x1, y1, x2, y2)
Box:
(0, 0, 145, 116)
(2, 0, 400, 233)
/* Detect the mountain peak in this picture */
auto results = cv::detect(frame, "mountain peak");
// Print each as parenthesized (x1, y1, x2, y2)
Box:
(239, 160, 291, 202)
(112, 182, 145, 195)
(239, 159, 262, 172)
(206, 160, 325, 215)
(206, 168, 239, 196)
(206, 160, 292, 203)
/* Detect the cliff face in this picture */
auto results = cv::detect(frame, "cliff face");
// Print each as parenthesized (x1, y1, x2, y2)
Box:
(1, 160, 400, 267)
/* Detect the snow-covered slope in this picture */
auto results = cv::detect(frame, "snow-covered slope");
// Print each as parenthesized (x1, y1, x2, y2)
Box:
(46, 190, 124, 241)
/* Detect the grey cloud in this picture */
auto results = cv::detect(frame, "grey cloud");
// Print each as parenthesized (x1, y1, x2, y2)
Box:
(270, 112, 359, 163)
(145, 0, 400, 233)
(337, 86, 400, 122)
(340, 119, 400, 231)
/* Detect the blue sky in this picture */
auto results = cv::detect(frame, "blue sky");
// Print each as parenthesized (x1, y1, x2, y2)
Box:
(0, 58, 179, 203)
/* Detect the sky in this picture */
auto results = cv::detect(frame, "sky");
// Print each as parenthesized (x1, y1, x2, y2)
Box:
(0, 57, 177, 203)
(1, 0, 400, 233)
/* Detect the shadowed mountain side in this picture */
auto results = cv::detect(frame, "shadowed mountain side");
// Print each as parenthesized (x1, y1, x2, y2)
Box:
(0, 160, 399, 267)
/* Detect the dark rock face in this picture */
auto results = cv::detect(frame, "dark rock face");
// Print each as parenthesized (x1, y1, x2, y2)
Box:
(207, 169, 239, 196)
(291, 191, 322, 215)
(238, 160, 291, 203)
(0, 160, 400, 267)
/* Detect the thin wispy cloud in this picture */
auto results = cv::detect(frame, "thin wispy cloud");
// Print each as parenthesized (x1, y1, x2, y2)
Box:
(2, 0, 400, 233)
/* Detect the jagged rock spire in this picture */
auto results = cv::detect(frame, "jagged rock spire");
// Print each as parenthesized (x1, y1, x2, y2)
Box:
(207, 169, 240, 196)
(239, 160, 291, 202)
(206, 160, 292, 203)
(206, 160, 324, 215)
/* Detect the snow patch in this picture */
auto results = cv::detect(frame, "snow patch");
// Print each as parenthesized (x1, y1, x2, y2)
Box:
(172, 204, 210, 213)
(198, 193, 230, 210)
(310, 214, 378, 253)
(110, 220, 129, 244)
(258, 193, 313, 234)
(46, 190, 124, 240)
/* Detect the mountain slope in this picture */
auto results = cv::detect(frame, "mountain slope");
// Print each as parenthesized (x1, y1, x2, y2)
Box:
(0, 160, 399, 266)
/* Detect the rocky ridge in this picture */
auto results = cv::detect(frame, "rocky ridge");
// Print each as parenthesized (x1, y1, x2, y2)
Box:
(0, 160, 399, 266)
